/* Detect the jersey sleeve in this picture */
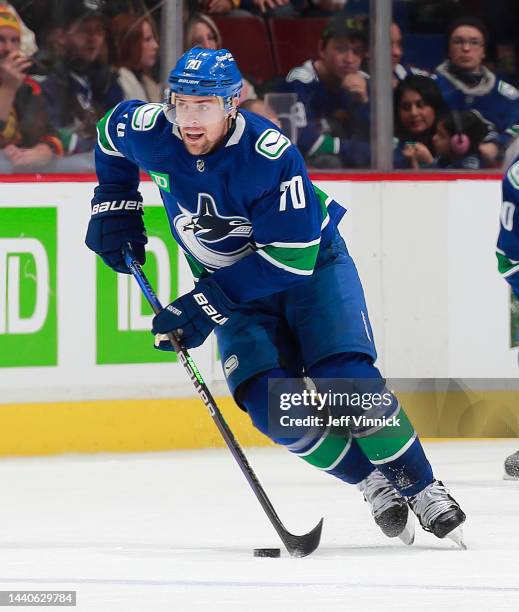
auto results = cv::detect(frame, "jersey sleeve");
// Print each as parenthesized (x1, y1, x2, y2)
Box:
(210, 142, 326, 303)
(497, 158, 519, 297)
(92, 100, 144, 205)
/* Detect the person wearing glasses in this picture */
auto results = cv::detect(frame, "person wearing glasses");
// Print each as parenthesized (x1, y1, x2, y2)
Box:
(435, 16, 519, 167)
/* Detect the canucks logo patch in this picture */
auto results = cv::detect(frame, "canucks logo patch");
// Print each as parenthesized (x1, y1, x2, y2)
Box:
(131, 103, 163, 131)
(255, 129, 290, 160)
(174, 194, 254, 270)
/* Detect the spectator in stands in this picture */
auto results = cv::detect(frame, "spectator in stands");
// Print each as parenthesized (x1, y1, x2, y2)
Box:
(0, 6, 62, 171)
(394, 75, 445, 169)
(279, 15, 370, 168)
(110, 13, 161, 102)
(431, 109, 487, 169)
(435, 16, 519, 167)
(185, 12, 221, 50)
(39, 0, 123, 165)
(391, 22, 430, 87)
(184, 13, 257, 103)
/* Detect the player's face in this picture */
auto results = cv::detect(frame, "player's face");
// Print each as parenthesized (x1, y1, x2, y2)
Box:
(320, 37, 365, 79)
(432, 122, 451, 157)
(391, 23, 403, 69)
(449, 26, 485, 72)
(398, 89, 435, 134)
(176, 95, 232, 155)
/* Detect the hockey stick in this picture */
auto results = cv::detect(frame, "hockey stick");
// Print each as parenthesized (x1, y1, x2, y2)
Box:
(123, 244, 323, 557)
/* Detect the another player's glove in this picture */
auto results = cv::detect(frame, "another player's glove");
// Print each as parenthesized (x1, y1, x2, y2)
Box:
(85, 196, 147, 274)
(152, 278, 236, 350)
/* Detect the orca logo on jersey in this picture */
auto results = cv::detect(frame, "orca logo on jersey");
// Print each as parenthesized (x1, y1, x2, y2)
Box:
(174, 193, 254, 271)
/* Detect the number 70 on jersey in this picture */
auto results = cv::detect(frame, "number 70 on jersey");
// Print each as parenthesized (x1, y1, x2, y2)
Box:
(279, 176, 306, 211)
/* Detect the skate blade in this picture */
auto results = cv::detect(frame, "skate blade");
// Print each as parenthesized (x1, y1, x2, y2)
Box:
(447, 526, 467, 550)
(398, 512, 415, 546)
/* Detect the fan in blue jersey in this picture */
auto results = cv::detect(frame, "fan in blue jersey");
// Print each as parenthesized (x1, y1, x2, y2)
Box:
(497, 158, 519, 480)
(434, 16, 519, 167)
(85, 47, 466, 545)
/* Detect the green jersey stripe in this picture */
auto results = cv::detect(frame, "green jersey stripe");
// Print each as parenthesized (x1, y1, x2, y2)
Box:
(184, 252, 209, 280)
(497, 251, 519, 277)
(97, 105, 123, 157)
(313, 183, 330, 227)
(261, 241, 320, 273)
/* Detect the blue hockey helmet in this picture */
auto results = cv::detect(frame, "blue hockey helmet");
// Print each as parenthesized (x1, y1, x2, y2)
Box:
(167, 47, 242, 108)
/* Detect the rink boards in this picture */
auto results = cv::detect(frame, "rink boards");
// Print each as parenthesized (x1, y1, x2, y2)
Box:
(1, 174, 518, 454)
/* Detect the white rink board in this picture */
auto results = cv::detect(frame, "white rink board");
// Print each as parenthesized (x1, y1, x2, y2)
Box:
(0, 178, 516, 403)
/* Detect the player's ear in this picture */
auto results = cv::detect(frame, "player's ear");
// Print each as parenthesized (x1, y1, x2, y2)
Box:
(229, 96, 239, 119)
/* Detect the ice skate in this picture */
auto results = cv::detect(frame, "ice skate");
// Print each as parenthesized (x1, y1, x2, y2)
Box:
(408, 480, 466, 547)
(504, 451, 519, 480)
(358, 469, 415, 545)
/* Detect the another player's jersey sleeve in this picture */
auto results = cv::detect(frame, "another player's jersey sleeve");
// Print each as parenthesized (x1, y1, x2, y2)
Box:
(211, 141, 329, 303)
(497, 158, 519, 296)
(92, 100, 147, 204)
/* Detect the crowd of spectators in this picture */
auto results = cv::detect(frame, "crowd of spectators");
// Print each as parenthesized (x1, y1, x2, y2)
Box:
(2, 0, 519, 172)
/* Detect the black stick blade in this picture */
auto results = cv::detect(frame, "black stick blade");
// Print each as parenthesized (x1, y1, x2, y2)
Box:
(282, 517, 324, 558)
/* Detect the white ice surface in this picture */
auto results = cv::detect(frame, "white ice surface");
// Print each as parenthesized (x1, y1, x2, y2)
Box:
(0, 440, 518, 611)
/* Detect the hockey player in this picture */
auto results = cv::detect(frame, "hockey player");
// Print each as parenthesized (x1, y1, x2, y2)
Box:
(497, 156, 519, 480)
(85, 48, 466, 544)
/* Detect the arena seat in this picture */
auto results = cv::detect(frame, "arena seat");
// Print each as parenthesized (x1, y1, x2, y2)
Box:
(269, 18, 327, 76)
(212, 16, 277, 82)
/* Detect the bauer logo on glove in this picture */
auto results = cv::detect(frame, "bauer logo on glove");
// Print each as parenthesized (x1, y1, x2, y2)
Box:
(151, 278, 236, 350)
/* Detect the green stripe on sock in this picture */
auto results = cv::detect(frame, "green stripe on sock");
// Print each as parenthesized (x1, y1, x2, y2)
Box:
(296, 430, 351, 470)
(356, 408, 415, 464)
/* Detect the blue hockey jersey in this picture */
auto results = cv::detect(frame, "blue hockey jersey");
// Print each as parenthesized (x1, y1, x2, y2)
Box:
(93, 101, 346, 303)
(279, 60, 371, 168)
(497, 156, 519, 296)
(435, 62, 519, 148)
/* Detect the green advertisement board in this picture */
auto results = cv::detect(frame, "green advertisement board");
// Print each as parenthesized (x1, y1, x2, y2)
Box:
(96, 207, 179, 364)
(0, 207, 57, 367)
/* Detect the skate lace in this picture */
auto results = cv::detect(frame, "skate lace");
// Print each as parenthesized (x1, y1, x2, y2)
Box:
(410, 481, 453, 527)
(359, 470, 402, 518)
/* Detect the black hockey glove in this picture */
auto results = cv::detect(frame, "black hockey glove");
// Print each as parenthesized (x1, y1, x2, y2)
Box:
(85, 197, 147, 274)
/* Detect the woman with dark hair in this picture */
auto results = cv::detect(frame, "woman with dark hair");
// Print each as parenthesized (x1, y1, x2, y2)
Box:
(394, 75, 446, 169)
(110, 13, 161, 102)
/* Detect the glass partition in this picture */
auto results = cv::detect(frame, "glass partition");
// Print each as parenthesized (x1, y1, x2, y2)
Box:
(0, 0, 515, 173)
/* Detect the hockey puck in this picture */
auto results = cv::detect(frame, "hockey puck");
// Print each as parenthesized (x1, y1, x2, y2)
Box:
(253, 548, 281, 558)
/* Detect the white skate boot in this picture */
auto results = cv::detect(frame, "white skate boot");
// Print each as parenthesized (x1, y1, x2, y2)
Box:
(357, 469, 415, 545)
(408, 480, 466, 548)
